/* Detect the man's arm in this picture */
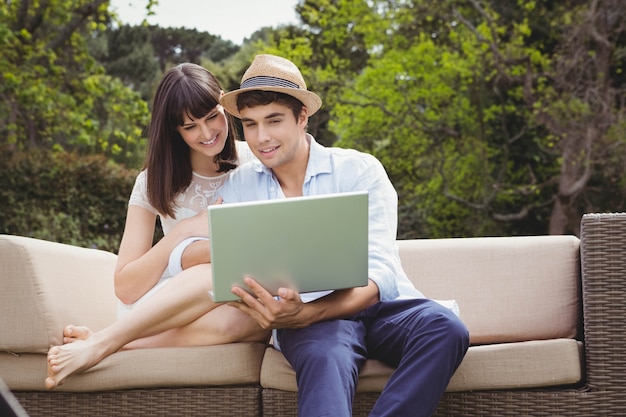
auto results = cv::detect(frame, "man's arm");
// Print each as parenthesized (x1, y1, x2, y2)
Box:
(229, 277, 380, 330)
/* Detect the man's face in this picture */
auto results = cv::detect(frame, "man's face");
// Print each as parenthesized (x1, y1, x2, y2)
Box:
(239, 102, 307, 170)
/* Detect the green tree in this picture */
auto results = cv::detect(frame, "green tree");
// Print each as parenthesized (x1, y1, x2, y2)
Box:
(0, 0, 149, 167)
(148, 26, 238, 70)
(89, 24, 160, 101)
(455, 0, 626, 235)
(90, 23, 240, 101)
(334, 29, 507, 238)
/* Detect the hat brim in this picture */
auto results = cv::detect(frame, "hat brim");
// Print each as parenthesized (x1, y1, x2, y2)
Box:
(220, 86, 322, 118)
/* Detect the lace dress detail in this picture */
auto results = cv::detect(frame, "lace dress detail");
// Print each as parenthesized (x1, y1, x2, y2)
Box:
(128, 140, 256, 235)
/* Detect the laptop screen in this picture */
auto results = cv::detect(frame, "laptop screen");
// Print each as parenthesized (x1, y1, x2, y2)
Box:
(208, 191, 369, 302)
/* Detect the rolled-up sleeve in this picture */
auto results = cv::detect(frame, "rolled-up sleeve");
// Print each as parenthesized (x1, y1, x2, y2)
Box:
(337, 153, 400, 301)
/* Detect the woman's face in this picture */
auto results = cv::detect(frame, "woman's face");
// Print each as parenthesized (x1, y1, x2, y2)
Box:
(176, 104, 228, 160)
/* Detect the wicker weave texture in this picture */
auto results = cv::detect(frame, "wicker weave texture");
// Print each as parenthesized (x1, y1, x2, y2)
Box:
(261, 388, 626, 417)
(580, 213, 626, 394)
(14, 386, 261, 417)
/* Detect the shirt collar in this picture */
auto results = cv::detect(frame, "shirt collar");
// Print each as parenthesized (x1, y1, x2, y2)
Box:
(305, 134, 333, 180)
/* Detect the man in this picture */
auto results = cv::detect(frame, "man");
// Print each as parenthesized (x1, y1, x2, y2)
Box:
(218, 54, 469, 417)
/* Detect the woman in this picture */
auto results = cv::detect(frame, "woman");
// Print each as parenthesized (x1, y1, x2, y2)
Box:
(45, 64, 269, 389)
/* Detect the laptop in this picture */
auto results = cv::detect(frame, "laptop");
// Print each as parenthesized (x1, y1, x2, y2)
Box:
(208, 191, 369, 302)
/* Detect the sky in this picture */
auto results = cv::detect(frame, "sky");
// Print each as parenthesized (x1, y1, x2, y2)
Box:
(109, 0, 300, 44)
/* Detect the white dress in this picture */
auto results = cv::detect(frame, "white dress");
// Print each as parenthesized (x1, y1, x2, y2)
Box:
(117, 141, 256, 317)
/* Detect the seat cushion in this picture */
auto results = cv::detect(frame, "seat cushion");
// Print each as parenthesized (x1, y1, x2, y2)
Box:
(260, 339, 583, 392)
(0, 342, 266, 391)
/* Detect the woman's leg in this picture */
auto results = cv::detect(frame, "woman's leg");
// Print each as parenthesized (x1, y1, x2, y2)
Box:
(123, 303, 269, 349)
(46, 264, 265, 389)
(63, 302, 269, 349)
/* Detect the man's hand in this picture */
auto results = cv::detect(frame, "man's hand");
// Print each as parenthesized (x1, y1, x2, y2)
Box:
(230, 277, 380, 330)
(228, 277, 307, 330)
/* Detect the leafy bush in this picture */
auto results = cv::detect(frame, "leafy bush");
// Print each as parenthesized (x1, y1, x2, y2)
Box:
(0, 146, 140, 253)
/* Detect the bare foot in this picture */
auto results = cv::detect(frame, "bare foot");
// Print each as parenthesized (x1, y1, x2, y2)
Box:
(45, 338, 103, 389)
(63, 325, 92, 344)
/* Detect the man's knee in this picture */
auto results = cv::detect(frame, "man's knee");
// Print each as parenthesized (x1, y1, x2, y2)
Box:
(412, 304, 470, 352)
(430, 309, 470, 357)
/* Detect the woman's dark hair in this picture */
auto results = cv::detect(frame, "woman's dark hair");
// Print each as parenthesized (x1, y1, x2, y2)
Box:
(236, 91, 304, 120)
(145, 63, 239, 217)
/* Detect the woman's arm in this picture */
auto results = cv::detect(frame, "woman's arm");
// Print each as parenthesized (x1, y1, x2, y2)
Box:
(180, 239, 212, 270)
(114, 206, 210, 304)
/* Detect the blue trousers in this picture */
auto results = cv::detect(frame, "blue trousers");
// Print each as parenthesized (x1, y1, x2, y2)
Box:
(277, 298, 469, 417)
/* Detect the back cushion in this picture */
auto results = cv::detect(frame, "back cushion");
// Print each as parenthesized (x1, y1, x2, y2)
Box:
(0, 235, 117, 353)
(398, 236, 580, 344)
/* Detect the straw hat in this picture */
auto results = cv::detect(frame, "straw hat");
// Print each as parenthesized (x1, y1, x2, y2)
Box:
(220, 54, 322, 118)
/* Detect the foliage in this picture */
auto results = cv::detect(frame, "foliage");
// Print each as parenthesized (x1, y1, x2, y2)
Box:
(0, 147, 138, 253)
(88, 24, 240, 101)
(3, 0, 625, 246)
(0, 0, 150, 168)
(276, 0, 626, 237)
(333, 28, 518, 237)
(149, 26, 238, 69)
(88, 24, 160, 101)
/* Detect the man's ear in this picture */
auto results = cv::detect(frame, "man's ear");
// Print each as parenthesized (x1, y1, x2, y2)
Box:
(298, 106, 309, 126)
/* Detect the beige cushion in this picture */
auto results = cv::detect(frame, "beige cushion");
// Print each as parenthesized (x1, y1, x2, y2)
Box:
(0, 235, 118, 353)
(0, 342, 266, 391)
(397, 236, 580, 344)
(260, 339, 583, 392)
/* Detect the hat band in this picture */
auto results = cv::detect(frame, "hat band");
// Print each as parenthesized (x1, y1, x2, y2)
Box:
(241, 76, 301, 90)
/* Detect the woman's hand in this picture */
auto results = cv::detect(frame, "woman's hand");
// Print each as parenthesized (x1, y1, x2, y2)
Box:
(176, 196, 223, 238)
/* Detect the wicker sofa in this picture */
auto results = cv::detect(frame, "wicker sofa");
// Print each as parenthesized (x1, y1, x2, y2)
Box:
(1, 213, 625, 416)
